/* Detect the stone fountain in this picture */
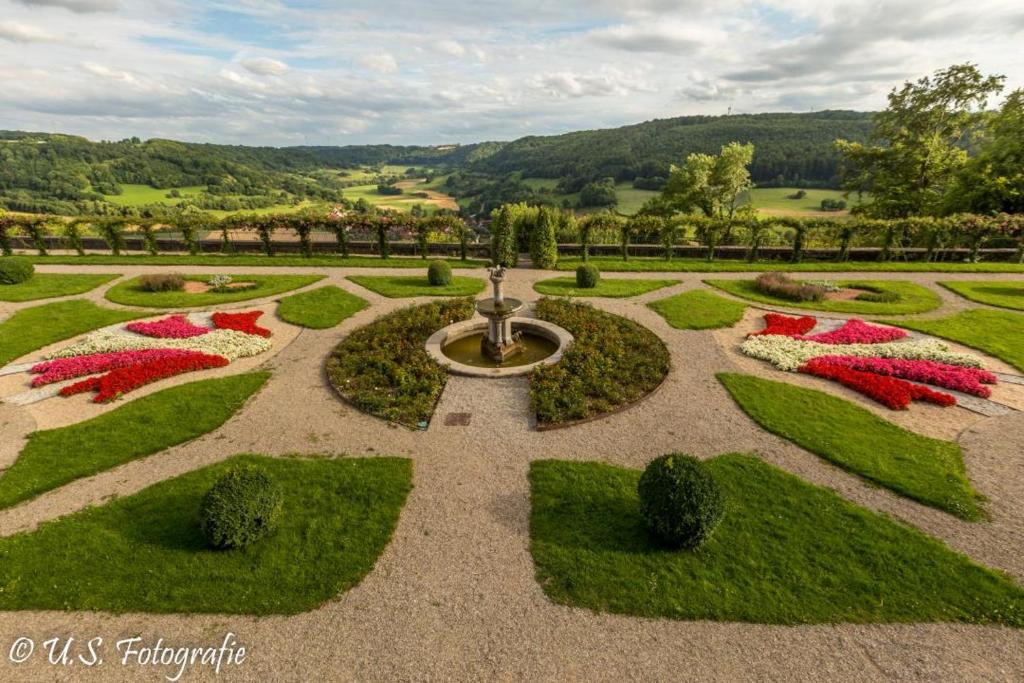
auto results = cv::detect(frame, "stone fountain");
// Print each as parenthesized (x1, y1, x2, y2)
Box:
(476, 266, 524, 362)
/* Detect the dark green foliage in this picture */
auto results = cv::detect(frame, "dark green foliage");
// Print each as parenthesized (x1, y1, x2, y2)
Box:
(490, 205, 518, 267)
(137, 272, 184, 292)
(199, 466, 284, 550)
(0, 256, 34, 284)
(531, 298, 669, 425)
(578, 178, 618, 208)
(530, 207, 559, 269)
(855, 287, 900, 303)
(427, 259, 452, 286)
(638, 454, 725, 549)
(753, 272, 825, 301)
(575, 263, 600, 288)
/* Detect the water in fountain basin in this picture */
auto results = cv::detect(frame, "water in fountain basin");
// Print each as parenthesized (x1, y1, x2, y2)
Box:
(442, 331, 558, 368)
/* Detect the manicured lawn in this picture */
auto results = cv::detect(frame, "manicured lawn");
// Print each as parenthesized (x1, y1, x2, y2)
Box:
(0, 372, 269, 509)
(106, 274, 323, 307)
(532, 298, 670, 426)
(0, 273, 119, 302)
(939, 280, 1024, 311)
(648, 289, 747, 329)
(0, 300, 143, 366)
(884, 309, 1024, 373)
(276, 285, 369, 329)
(533, 276, 677, 298)
(0, 454, 412, 614)
(24, 254, 487, 268)
(529, 455, 1022, 624)
(717, 373, 983, 520)
(348, 275, 486, 298)
(556, 257, 1024, 273)
(705, 278, 941, 315)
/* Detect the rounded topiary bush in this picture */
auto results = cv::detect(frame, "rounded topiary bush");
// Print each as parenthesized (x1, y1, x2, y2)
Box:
(0, 256, 34, 285)
(427, 259, 452, 287)
(638, 453, 724, 550)
(199, 466, 284, 550)
(575, 263, 600, 289)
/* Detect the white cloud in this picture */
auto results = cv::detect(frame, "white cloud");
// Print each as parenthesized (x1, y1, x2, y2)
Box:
(0, 20, 59, 43)
(13, 0, 118, 12)
(240, 57, 289, 76)
(434, 39, 465, 56)
(358, 52, 398, 74)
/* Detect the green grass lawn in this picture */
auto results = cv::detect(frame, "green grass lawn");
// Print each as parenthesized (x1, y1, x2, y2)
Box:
(884, 309, 1024, 373)
(25, 254, 487, 268)
(648, 289, 747, 329)
(348, 275, 485, 298)
(276, 285, 369, 328)
(938, 280, 1024, 311)
(741, 187, 868, 215)
(0, 372, 269, 509)
(105, 274, 323, 307)
(0, 273, 119, 302)
(0, 454, 412, 614)
(718, 373, 983, 520)
(705, 279, 942, 315)
(102, 183, 205, 207)
(533, 276, 677, 298)
(529, 455, 1021, 624)
(0, 299, 143, 366)
(555, 257, 1024, 274)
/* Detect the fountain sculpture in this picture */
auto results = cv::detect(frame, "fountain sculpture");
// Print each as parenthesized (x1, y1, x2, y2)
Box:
(476, 266, 524, 362)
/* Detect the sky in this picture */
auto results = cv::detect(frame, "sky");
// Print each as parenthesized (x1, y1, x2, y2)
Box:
(0, 0, 1022, 147)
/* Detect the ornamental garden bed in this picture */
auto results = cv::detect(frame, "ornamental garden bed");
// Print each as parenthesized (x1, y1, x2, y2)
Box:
(105, 274, 323, 307)
(883, 309, 1024, 374)
(0, 299, 144, 366)
(705, 278, 942, 315)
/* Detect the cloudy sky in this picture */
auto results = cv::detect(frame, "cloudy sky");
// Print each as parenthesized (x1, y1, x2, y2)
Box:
(1, 0, 1022, 146)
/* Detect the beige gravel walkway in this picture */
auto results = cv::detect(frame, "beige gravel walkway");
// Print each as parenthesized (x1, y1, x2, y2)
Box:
(0, 263, 1022, 681)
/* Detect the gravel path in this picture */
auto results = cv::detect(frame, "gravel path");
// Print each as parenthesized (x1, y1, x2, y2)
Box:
(0, 263, 1022, 681)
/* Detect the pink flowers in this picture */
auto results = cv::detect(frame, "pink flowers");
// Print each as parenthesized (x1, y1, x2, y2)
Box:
(127, 315, 210, 339)
(799, 358, 957, 410)
(810, 356, 997, 398)
(797, 318, 907, 344)
(30, 349, 211, 387)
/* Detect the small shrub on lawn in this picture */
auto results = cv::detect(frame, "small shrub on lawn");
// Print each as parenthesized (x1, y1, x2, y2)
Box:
(638, 454, 725, 549)
(855, 286, 900, 303)
(138, 273, 184, 292)
(199, 465, 283, 550)
(754, 272, 825, 302)
(0, 257, 34, 284)
(575, 263, 600, 289)
(427, 260, 452, 286)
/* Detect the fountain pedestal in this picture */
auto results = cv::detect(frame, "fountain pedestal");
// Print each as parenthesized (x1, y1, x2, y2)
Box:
(477, 266, 524, 362)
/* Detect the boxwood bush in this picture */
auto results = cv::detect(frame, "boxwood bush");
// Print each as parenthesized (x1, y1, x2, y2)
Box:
(138, 273, 185, 292)
(427, 260, 452, 286)
(531, 298, 669, 425)
(638, 454, 725, 549)
(575, 263, 600, 289)
(754, 272, 825, 302)
(0, 256, 34, 285)
(199, 465, 284, 550)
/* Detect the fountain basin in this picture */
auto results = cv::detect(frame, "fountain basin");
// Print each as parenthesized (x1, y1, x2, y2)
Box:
(426, 317, 573, 377)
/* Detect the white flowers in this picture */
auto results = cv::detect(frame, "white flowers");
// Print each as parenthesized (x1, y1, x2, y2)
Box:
(48, 329, 271, 362)
(740, 335, 983, 372)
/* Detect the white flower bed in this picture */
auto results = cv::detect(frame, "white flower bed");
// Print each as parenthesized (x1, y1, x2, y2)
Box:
(47, 329, 271, 361)
(740, 335, 983, 372)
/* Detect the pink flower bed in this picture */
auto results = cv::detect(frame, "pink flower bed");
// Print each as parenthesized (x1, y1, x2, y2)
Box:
(59, 353, 229, 403)
(799, 358, 957, 410)
(810, 356, 997, 398)
(30, 349, 214, 387)
(126, 315, 210, 339)
(797, 318, 907, 344)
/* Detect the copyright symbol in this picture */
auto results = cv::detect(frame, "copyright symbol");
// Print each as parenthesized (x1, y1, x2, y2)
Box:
(9, 637, 34, 663)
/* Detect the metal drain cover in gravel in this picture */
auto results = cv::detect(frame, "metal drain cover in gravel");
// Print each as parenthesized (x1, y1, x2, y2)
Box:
(444, 412, 472, 426)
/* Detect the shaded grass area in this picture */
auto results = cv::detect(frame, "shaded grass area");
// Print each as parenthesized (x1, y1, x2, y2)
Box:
(0, 273, 119, 302)
(705, 278, 941, 315)
(939, 280, 1024, 311)
(648, 289, 747, 329)
(0, 299, 143, 366)
(717, 373, 983, 520)
(0, 454, 412, 614)
(556, 257, 1024, 273)
(24, 254, 487, 268)
(277, 285, 369, 329)
(348, 275, 485, 298)
(327, 299, 475, 428)
(0, 372, 270, 509)
(529, 455, 1022, 624)
(884, 309, 1024, 373)
(532, 298, 670, 426)
(106, 274, 323, 307)
(533, 276, 677, 298)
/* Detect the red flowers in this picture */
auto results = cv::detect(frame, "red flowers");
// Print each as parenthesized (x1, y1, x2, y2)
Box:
(749, 313, 817, 337)
(799, 358, 956, 410)
(126, 315, 210, 339)
(811, 356, 996, 398)
(212, 311, 271, 338)
(60, 353, 229, 403)
(30, 350, 208, 387)
(798, 318, 907, 344)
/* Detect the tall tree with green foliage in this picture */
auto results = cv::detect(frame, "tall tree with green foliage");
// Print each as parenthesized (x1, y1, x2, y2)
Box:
(662, 142, 754, 221)
(530, 207, 559, 269)
(490, 205, 517, 267)
(836, 64, 1005, 218)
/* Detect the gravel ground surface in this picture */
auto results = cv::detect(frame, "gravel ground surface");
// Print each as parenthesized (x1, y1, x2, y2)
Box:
(0, 263, 1022, 682)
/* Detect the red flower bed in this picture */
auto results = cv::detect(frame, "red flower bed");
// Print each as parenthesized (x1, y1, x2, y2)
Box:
(211, 311, 271, 338)
(748, 313, 817, 337)
(60, 353, 229, 403)
(811, 355, 997, 397)
(126, 315, 210, 339)
(798, 318, 907, 344)
(799, 358, 956, 410)
(30, 349, 210, 387)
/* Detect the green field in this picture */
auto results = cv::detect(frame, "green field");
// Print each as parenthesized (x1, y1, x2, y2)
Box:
(102, 184, 206, 207)
(741, 187, 868, 215)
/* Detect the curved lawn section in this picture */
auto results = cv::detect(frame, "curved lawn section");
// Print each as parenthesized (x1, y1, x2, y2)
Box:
(106, 274, 323, 307)
(0, 299, 143, 366)
(0, 454, 412, 614)
(718, 373, 983, 520)
(884, 309, 1024, 373)
(939, 281, 1024, 311)
(277, 285, 369, 329)
(705, 278, 941, 315)
(0, 273, 119, 302)
(533, 277, 677, 298)
(348, 275, 485, 298)
(529, 455, 1022, 624)
(648, 289, 746, 329)
(0, 372, 270, 509)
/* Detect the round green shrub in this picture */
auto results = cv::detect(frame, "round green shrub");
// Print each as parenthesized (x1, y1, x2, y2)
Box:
(638, 454, 725, 550)
(427, 260, 452, 287)
(199, 466, 284, 550)
(0, 256, 34, 285)
(575, 263, 600, 289)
